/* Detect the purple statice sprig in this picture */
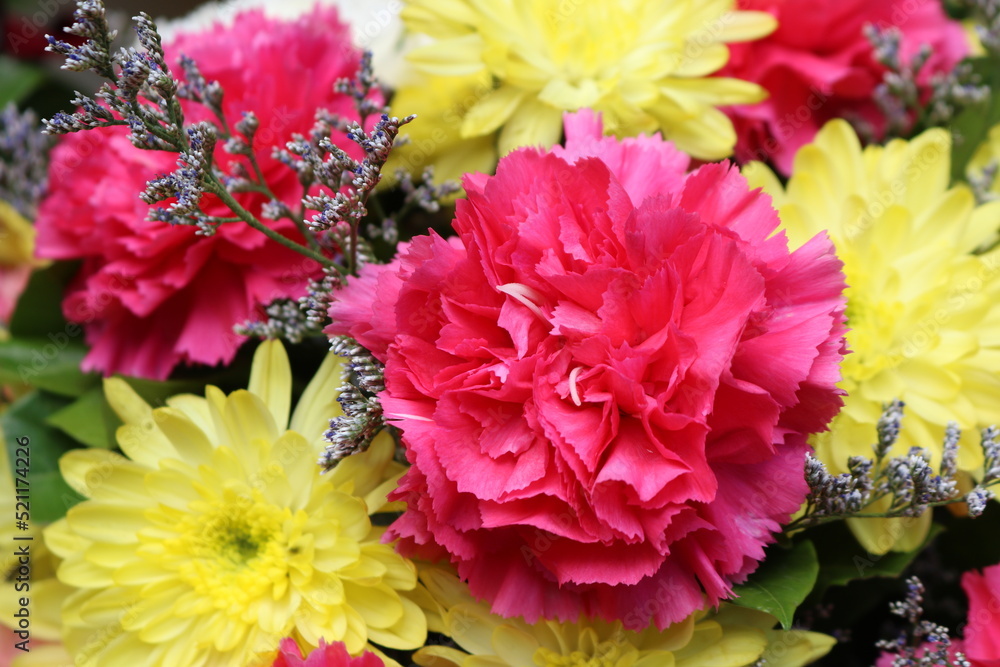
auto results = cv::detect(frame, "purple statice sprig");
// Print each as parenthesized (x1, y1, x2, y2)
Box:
(788, 400, 1000, 531)
(235, 266, 344, 343)
(292, 111, 416, 275)
(319, 335, 387, 471)
(44, 0, 117, 79)
(876, 577, 972, 667)
(0, 104, 53, 219)
(43, 0, 335, 271)
(863, 24, 988, 141)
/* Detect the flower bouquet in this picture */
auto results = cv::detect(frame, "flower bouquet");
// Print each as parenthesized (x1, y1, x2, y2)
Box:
(3, 0, 1000, 665)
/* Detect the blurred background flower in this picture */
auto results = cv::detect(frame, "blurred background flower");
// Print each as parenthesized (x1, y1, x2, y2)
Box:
(389, 0, 777, 184)
(33, 5, 375, 379)
(720, 0, 969, 174)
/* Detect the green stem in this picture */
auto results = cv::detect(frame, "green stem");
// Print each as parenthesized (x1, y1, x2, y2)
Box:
(348, 214, 359, 276)
(206, 178, 345, 274)
(785, 496, 966, 532)
(243, 155, 322, 253)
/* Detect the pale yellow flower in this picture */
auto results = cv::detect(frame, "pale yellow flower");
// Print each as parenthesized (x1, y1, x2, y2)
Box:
(412, 566, 834, 667)
(43, 341, 426, 666)
(745, 119, 1000, 555)
(392, 0, 775, 183)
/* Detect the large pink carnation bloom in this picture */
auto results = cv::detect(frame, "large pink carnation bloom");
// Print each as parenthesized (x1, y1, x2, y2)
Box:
(35, 7, 370, 379)
(329, 112, 847, 628)
(721, 0, 968, 174)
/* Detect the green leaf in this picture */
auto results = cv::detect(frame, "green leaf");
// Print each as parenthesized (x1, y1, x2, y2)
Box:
(46, 387, 120, 449)
(0, 56, 44, 107)
(950, 55, 1000, 183)
(2, 391, 87, 522)
(731, 539, 819, 629)
(0, 337, 97, 397)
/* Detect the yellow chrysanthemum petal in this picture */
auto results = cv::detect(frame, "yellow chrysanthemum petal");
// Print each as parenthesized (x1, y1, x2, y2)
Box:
(289, 349, 345, 447)
(413, 645, 470, 667)
(409, 35, 488, 76)
(462, 85, 529, 137)
(164, 393, 215, 437)
(715, 10, 778, 42)
(367, 595, 429, 650)
(104, 378, 174, 466)
(491, 625, 541, 666)
(497, 97, 564, 155)
(151, 406, 215, 466)
(59, 448, 145, 502)
(248, 339, 293, 431)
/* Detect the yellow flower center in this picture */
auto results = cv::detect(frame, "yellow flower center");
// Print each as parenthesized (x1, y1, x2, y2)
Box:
(150, 487, 307, 614)
(533, 640, 640, 667)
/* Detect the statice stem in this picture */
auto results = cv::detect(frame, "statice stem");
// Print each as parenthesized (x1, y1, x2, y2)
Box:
(788, 401, 1000, 532)
(204, 180, 340, 272)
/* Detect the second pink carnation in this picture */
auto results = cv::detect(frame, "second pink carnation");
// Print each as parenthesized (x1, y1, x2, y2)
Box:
(721, 0, 968, 173)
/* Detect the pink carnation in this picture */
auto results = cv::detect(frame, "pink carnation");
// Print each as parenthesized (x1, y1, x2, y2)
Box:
(962, 565, 1000, 666)
(270, 639, 385, 667)
(328, 111, 847, 628)
(35, 7, 372, 379)
(721, 0, 968, 174)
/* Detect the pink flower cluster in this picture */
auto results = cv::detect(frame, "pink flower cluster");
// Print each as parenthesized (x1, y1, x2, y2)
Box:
(329, 111, 847, 628)
(722, 0, 968, 173)
(35, 7, 372, 379)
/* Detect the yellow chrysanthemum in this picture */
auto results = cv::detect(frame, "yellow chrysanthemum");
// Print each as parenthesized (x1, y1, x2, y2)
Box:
(43, 340, 427, 666)
(391, 0, 775, 182)
(745, 119, 1000, 555)
(412, 566, 834, 667)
